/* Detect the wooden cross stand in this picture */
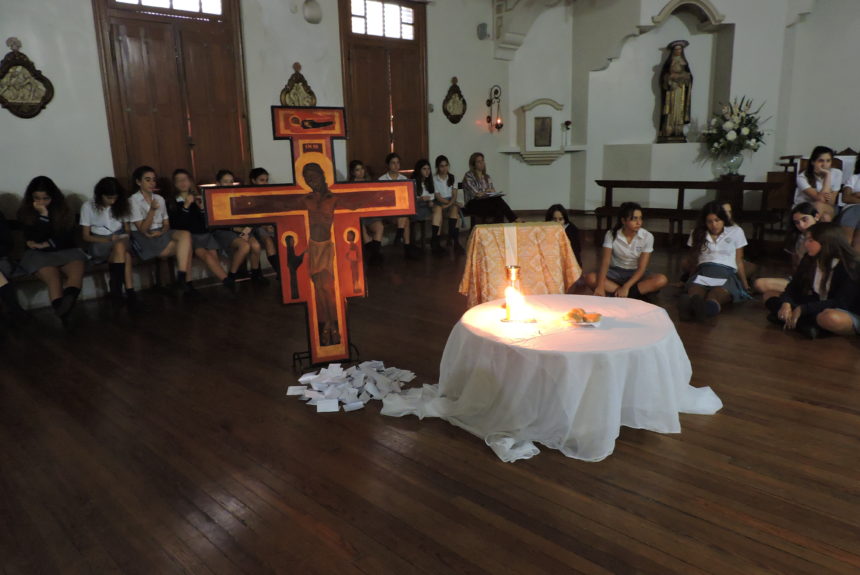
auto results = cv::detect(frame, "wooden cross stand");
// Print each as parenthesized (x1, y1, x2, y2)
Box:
(205, 106, 415, 365)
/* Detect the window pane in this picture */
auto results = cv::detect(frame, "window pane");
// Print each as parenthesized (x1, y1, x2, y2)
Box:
(351, 0, 365, 17)
(201, 0, 221, 14)
(351, 16, 366, 34)
(383, 3, 400, 38)
(401, 23, 413, 40)
(366, 1, 383, 36)
(116, 0, 139, 4)
(141, 0, 170, 7)
(401, 6, 413, 24)
(173, 0, 199, 11)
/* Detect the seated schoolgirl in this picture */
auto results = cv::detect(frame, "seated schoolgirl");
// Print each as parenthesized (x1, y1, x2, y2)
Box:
(754, 202, 819, 303)
(794, 146, 841, 222)
(249, 167, 281, 280)
(679, 201, 751, 321)
(770, 222, 860, 339)
(836, 152, 860, 249)
(127, 165, 196, 294)
(379, 152, 420, 259)
(545, 203, 582, 268)
(433, 155, 464, 254)
(80, 177, 136, 304)
(584, 202, 667, 300)
(0, 210, 25, 322)
(350, 160, 384, 265)
(212, 169, 267, 284)
(169, 169, 236, 293)
(412, 159, 439, 254)
(17, 176, 88, 322)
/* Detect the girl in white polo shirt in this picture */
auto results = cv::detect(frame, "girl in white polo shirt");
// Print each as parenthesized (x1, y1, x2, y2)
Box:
(795, 145, 842, 222)
(80, 177, 135, 304)
(128, 165, 195, 294)
(679, 201, 751, 321)
(585, 202, 668, 300)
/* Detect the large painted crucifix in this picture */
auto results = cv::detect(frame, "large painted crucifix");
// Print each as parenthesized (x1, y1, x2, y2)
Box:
(205, 106, 415, 364)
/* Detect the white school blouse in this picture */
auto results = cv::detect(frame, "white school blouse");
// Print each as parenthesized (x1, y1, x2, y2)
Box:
(794, 168, 843, 206)
(379, 172, 408, 181)
(602, 228, 654, 269)
(433, 175, 456, 200)
(129, 191, 168, 232)
(79, 200, 125, 237)
(687, 224, 747, 270)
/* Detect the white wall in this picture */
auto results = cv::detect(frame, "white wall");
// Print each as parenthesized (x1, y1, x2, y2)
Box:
(506, 3, 574, 211)
(426, 0, 509, 198)
(782, 0, 860, 156)
(0, 0, 114, 214)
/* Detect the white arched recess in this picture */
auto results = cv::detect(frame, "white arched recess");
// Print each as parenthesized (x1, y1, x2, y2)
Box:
(569, 0, 813, 213)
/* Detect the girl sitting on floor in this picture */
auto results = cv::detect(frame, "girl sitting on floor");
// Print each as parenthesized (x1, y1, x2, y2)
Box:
(545, 204, 582, 268)
(585, 202, 667, 300)
(679, 201, 751, 322)
(753, 202, 820, 303)
(770, 222, 860, 339)
(80, 177, 135, 304)
(795, 145, 841, 222)
(17, 176, 89, 322)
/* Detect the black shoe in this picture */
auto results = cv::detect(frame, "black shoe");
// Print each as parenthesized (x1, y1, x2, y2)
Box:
(678, 294, 693, 321)
(54, 293, 78, 318)
(766, 311, 782, 325)
(251, 270, 270, 286)
(223, 276, 237, 294)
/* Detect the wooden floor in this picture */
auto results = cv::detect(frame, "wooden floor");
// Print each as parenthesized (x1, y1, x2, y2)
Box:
(2, 239, 859, 575)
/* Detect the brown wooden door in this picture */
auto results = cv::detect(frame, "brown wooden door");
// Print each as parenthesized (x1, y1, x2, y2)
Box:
(179, 24, 247, 184)
(112, 17, 190, 182)
(94, 0, 249, 186)
(339, 0, 427, 179)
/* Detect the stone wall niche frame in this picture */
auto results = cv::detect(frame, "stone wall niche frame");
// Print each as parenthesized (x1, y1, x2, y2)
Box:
(506, 98, 577, 165)
(0, 37, 54, 119)
(644, 0, 725, 33)
(493, 0, 568, 61)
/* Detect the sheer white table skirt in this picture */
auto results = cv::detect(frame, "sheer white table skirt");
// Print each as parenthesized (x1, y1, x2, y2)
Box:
(382, 294, 722, 462)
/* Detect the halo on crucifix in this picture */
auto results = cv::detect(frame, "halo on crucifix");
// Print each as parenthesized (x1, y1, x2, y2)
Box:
(205, 106, 416, 366)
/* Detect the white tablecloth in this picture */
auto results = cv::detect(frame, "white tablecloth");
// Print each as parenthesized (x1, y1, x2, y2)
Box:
(382, 294, 722, 462)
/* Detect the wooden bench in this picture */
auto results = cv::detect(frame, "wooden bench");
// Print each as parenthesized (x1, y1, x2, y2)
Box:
(594, 179, 784, 244)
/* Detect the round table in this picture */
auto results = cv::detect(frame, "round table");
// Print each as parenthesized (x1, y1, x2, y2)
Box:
(382, 294, 722, 462)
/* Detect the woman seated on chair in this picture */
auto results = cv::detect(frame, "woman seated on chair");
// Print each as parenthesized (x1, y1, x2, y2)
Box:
(461, 152, 518, 224)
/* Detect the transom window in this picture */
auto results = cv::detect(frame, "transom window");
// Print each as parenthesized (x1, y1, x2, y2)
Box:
(114, 0, 222, 16)
(351, 0, 414, 40)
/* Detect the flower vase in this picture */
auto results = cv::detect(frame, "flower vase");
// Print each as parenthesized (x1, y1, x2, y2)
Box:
(723, 153, 744, 176)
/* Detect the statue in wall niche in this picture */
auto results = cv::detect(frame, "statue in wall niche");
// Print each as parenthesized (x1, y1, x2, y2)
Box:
(657, 40, 692, 143)
(0, 37, 54, 118)
(280, 62, 317, 107)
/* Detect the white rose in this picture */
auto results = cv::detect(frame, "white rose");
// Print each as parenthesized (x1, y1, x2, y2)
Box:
(741, 127, 750, 136)
(710, 117, 719, 127)
(726, 130, 738, 142)
(731, 115, 740, 124)
(723, 121, 735, 131)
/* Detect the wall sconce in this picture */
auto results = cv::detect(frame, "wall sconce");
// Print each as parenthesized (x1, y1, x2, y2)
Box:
(486, 85, 503, 131)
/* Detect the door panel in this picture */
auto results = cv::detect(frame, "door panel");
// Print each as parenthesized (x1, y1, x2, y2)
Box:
(345, 44, 393, 178)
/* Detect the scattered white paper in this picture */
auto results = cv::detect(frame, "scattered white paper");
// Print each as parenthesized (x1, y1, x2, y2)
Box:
(316, 399, 340, 413)
(286, 361, 419, 415)
(692, 276, 727, 287)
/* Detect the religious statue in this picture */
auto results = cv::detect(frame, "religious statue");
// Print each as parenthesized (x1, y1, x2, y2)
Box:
(657, 40, 692, 143)
(442, 77, 467, 124)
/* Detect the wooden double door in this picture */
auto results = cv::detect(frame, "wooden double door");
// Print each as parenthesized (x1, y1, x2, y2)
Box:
(94, 0, 249, 186)
(339, 0, 428, 179)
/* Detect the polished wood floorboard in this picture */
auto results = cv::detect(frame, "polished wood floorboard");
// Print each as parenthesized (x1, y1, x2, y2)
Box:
(1, 241, 859, 574)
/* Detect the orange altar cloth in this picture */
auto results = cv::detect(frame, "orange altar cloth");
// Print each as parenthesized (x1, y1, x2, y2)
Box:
(459, 222, 581, 308)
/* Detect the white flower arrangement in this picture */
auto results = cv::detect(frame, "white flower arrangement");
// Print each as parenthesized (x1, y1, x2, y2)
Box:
(703, 96, 767, 157)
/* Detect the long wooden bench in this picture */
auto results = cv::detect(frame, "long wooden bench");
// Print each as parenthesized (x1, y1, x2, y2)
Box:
(594, 179, 785, 244)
